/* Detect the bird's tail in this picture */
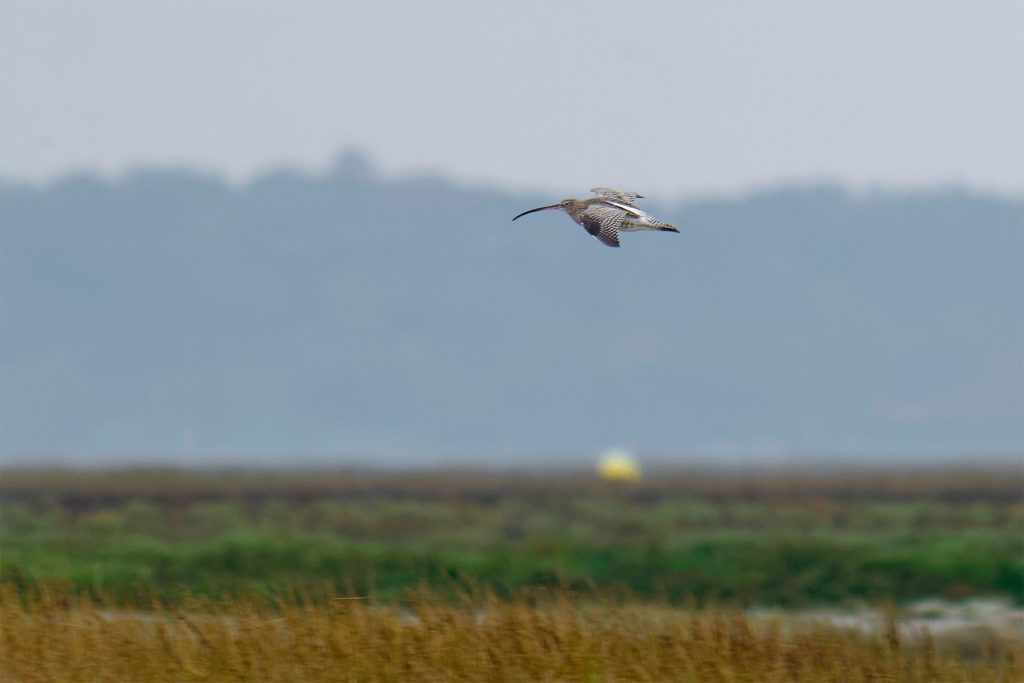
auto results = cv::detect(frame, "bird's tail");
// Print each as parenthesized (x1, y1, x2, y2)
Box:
(643, 216, 679, 232)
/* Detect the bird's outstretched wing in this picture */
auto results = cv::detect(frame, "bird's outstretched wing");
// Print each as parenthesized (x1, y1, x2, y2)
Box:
(579, 203, 623, 247)
(590, 188, 644, 205)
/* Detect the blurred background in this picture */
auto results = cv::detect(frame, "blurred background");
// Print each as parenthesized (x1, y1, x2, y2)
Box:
(0, 0, 1022, 633)
(1, 0, 1021, 464)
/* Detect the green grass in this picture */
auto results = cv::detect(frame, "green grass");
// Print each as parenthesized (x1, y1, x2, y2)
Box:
(2, 466, 1021, 607)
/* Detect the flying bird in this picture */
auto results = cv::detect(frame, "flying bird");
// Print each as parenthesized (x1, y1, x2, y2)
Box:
(512, 188, 678, 248)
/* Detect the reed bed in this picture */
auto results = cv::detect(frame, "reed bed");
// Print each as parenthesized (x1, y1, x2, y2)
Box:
(2, 583, 1021, 682)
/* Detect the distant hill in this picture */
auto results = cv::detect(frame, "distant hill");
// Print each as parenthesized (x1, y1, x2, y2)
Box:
(2, 153, 1022, 463)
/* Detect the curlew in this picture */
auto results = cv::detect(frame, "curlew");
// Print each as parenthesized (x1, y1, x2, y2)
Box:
(512, 188, 678, 248)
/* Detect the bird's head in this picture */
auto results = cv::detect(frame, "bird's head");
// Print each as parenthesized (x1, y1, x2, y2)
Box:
(512, 198, 577, 221)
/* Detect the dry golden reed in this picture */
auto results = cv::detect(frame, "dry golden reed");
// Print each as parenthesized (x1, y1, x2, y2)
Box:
(2, 583, 1020, 682)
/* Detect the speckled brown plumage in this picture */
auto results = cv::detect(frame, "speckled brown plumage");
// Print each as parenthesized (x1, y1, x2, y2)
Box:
(512, 188, 678, 248)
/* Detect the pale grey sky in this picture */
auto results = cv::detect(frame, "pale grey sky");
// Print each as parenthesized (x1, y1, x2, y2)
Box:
(1, 0, 1022, 199)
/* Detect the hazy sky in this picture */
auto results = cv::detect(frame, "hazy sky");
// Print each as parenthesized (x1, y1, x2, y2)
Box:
(2, 1, 1022, 199)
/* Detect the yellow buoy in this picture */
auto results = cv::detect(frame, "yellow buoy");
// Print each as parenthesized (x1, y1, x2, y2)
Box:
(597, 449, 641, 482)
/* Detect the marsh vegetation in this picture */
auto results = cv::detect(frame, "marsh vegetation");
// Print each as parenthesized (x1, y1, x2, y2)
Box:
(2, 465, 1021, 680)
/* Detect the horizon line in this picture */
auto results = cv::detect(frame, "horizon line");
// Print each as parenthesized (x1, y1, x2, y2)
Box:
(2, 150, 1022, 204)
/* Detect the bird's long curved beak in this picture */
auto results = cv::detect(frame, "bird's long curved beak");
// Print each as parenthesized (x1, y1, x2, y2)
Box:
(512, 204, 561, 221)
